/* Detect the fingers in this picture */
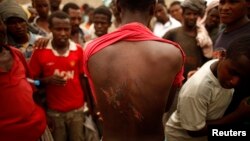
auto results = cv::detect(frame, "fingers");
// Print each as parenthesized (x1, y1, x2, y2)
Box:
(33, 38, 50, 49)
(51, 75, 67, 86)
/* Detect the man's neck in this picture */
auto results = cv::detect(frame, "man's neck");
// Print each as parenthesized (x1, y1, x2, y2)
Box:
(183, 25, 197, 37)
(224, 16, 249, 32)
(161, 16, 169, 25)
(51, 40, 69, 55)
(120, 11, 151, 27)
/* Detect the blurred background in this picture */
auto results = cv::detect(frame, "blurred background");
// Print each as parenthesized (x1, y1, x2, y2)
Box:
(16, 0, 186, 7)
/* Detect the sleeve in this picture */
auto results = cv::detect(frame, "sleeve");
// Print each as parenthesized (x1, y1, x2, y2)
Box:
(178, 82, 212, 131)
(172, 42, 186, 87)
(28, 50, 42, 78)
(173, 67, 185, 87)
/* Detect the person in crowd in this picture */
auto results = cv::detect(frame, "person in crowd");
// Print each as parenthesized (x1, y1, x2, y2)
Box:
(153, 0, 181, 37)
(0, 0, 42, 60)
(80, 7, 95, 42)
(89, 5, 112, 40)
(0, 13, 53, 141)
(204, 0, 220, 44)
(214, 0, 250, 50)
(34, 3, 87, 48)
(163, 0, 208, 81)
(168, 1, 183, 23)
(31, 0, 51, 37)
(83, 0, 185, 140)
(27, 6, 38, 23)
(49, 0, 62, 13)
(29, 11, 88, 141)
(62, 2, 85, 46)
(165, 34, 250, 141)
(213, 0, 250, 133)
(109, 0, 122, 32)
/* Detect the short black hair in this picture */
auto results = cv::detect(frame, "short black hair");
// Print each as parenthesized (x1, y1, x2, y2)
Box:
(94, 5, 112, 23)
(48, 11, 69, 27)
(226, 35, 250, 61)
(170, 1, 181, 7)
(118, 0, 156, 12)
(62, 2, 80, 14)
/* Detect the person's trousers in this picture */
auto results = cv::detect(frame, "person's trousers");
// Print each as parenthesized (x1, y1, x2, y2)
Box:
(47, 106, 85, 141)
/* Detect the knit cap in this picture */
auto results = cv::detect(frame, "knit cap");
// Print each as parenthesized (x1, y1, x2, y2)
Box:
(0, 0, 28, 22)
(182, 0, 207, 14)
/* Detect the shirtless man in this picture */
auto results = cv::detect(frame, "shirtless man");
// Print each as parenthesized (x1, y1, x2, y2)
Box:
(83, 0, 185, 140)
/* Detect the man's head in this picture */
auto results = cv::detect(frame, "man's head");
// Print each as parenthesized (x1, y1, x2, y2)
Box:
(181, 0, 207, 28)
(217, 35, 250, 89)
(169, 1, 183, 22)
(154, 1, 169, 24)
(48, 11, 71, 47)
(205, 7, 220, 29)
(62, 2, 82, 34)
(49, 0, 61, 12)
(116, 0, 156, 25)
(0, 1, 28, 38)
(32, 0, 50, 19)
(93, 6, 112, 37)
(219, 0, 248, 25)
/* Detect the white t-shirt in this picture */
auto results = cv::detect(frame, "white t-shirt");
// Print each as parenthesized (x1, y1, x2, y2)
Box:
(165, 59, 234, 141)
(153, 16, 181, 38)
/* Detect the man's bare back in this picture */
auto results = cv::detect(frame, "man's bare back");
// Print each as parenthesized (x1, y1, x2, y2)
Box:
(84, 0, 184, 140)
(88, 40, 182, 141)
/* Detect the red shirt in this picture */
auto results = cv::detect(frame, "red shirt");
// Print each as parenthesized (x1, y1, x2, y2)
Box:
(29, 40, 85, 112)
(0, 46, 46, 141)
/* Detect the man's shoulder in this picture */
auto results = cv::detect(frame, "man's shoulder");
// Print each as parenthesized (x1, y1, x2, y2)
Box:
(163, 26, 182, 38)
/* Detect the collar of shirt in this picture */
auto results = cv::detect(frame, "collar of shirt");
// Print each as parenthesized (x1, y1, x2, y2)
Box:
(46, 39, 77, 57)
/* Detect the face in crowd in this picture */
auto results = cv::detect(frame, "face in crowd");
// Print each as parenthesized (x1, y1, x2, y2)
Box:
(219, 0, 248, 25)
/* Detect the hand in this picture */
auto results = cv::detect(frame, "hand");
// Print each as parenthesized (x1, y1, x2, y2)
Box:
(236, 96, 250, 118)
(196, 16, 213, 58)
(33, 37, 50, 49)
(43, 74, 67, 86)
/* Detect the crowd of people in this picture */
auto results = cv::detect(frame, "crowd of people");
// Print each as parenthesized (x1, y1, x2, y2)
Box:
(1, 0, 250, 141)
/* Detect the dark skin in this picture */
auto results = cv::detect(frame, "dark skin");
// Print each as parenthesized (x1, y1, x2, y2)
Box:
(39, 17, 71, 86)
(187, 55, 250, 137)
(93, 13, 111, 37)
(182, 8, 200, 37)
(154, 3, 169, 24)
(49, 0, 61, 12)
(35, 17, 93, 115)
(5, 17, 29, 45)
(0, 47, 13, 72)
(0, 19, 13, 72)
(32, 0, 50, 34)
(219, 0, 249, 32)
(87, 1, 183, 140)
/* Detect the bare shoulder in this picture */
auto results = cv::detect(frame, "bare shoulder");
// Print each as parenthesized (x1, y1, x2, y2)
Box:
(146, 40, 183, 72)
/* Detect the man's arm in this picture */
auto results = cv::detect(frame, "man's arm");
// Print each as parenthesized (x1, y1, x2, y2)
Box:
(164, 84, 179, 113)
(187, 97, 250, 137)
(79, 74, 93, 113)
